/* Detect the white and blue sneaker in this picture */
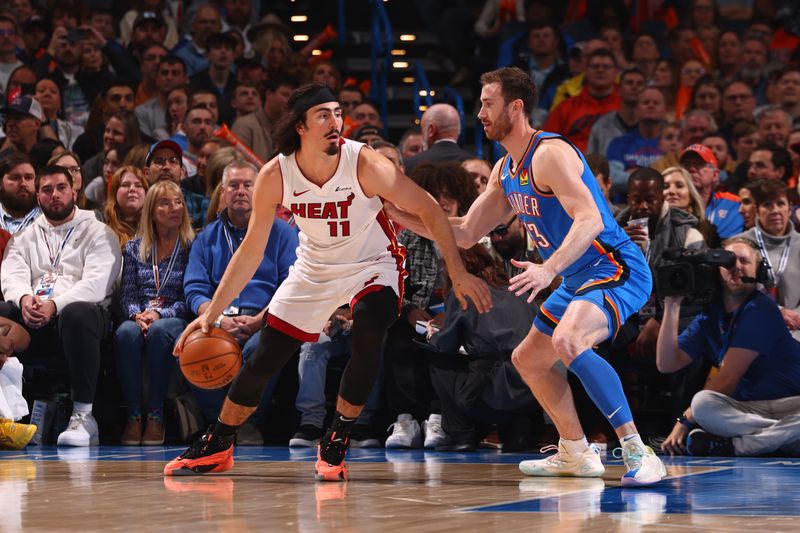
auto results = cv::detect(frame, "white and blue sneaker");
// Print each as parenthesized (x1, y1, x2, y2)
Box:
(617, 440, 667, 487)
(519, 442, 605, 477)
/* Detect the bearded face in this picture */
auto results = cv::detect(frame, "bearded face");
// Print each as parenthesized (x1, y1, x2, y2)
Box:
(0, 180, 36, 214)
(484, 104, 513, 142)
(40, 196, 75, 221)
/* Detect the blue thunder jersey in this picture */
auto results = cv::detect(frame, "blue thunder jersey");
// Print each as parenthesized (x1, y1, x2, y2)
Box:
(500, 131, 633, 278)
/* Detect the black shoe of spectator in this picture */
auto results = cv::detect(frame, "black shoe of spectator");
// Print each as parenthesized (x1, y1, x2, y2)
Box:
(350, 424, 381, 448)
(435, 435, 475, 452)
(289, 424, 323, 447)
(686, 429, 735, 457)
(236, 422, 263, 446)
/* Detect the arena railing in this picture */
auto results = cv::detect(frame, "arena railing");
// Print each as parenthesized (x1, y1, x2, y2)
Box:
(370, 0, 392, 135)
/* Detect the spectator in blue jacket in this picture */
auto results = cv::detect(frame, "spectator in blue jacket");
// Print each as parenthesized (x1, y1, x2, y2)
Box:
(115, 180, 194, 446)
(183, 160, 298, 443)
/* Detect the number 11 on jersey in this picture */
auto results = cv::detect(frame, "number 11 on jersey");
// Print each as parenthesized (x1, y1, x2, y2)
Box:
(327, 220, 351, 237)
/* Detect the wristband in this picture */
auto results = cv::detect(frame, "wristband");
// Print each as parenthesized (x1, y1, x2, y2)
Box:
(677, 413, 697, 429)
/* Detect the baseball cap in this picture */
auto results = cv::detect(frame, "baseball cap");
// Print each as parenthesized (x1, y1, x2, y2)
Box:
(134, 11, 166, 30)
(146, 140, 183, 165)
(680, 144, 718, 169)
(1, 95, 44, 121)
(568, 41, 585, 59)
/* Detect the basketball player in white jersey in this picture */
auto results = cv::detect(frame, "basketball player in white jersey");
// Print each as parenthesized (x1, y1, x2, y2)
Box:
(164, 84, 491, 481)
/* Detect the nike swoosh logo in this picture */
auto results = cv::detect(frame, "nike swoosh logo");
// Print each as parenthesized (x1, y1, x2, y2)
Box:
(293, 189, 310, 197)
(607, 406, 622, 419)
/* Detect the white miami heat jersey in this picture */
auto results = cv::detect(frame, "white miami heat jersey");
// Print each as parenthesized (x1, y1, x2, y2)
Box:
(277, 139, 404, 270)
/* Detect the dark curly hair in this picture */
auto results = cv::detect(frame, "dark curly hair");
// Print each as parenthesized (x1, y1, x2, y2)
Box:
(409, 162, 478, 216)
(458, 245, 509, 288)
(275, 82, 335, 155)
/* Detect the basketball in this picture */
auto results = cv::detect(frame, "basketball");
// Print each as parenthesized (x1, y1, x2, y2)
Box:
(179, 327, 242, 389)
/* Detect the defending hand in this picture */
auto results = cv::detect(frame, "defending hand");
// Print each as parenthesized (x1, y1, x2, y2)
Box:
(509, 260, 557, 303)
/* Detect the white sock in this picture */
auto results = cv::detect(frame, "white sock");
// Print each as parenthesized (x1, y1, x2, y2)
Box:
(73, 402, 92, 416)
(560, 436, 590, 455)
(622, 433, 643, 445)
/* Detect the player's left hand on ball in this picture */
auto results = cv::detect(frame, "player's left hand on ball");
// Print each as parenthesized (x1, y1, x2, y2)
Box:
(451, 271, 492, 313)
(509, 260, 557, 303)
(173, 314, 213, 356)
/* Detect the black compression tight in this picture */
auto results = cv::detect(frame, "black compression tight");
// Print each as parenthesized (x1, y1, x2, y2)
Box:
(338, 286, 398, 406)
(226, 325, 303, 407)
(226, 286, 399, 408)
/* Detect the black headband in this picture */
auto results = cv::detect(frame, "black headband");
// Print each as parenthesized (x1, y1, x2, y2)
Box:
(291, 87, 338, 115)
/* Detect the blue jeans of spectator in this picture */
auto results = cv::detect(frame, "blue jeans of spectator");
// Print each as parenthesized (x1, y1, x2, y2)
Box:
(114, 318, 187, 412)
(191, 330, 277, 424)
(296, 332, 382, 428)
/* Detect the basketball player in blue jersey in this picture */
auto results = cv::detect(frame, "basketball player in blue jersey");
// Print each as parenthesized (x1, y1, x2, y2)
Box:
(389, 67, 666, 486)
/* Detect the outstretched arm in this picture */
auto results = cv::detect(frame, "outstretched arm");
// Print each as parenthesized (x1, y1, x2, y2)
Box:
(359, 148, 492, 313)
(174, 159, 282, 353)
(384, 158, 513, 248)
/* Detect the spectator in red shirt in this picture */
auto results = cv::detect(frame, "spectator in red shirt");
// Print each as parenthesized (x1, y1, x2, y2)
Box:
(543, 49, 620, 152)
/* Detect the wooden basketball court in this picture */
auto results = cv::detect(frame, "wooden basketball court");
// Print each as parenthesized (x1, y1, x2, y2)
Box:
(1, 446, 798, 531)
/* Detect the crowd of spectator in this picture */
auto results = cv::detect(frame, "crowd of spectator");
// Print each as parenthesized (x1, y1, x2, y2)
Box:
(0, 0, 796, 457)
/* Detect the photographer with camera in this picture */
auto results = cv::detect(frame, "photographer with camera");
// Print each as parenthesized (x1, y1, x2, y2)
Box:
(615, 168, 705, 358)
(657, 238, 800, 457)
(736, 179, 800, 339)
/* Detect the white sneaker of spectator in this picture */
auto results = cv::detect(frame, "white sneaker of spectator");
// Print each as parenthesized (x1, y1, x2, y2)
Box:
(385, 413, 422, 449)
(57, 413, 100, 447)
(422, 414, 447, 449)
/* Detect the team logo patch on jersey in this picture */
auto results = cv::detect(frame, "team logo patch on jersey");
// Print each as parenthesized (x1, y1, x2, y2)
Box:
(519, 169, 529, 186)
(718, 209, 728, 219)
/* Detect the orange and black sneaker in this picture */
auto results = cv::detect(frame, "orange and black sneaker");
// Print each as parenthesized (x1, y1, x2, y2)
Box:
(164, 426, 235, 476)
(314, 431, 349, 482)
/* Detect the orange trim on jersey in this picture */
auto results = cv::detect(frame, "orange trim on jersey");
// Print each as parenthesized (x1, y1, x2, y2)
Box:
(375, 209, 408, 316)
(508, 132, 540, 180)
(540, 306, 560, 326)
(591, 240, 608, 254)
(267, 313, 319, 342)
(604, 295, 621, 336)
(579, 241, 625, 291)
(528, 132, 556, 197)
(714, 191, 741, 201)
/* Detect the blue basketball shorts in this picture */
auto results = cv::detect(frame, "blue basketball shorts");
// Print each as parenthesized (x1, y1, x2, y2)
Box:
(533, 240, 652, 340)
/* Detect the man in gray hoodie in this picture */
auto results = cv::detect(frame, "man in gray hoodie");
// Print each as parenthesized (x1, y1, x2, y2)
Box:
(0, 165, 122, 447)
